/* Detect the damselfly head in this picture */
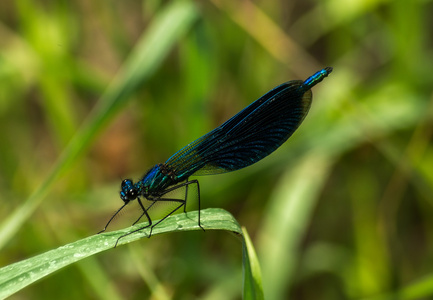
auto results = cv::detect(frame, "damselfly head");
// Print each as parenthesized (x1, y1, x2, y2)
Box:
(120, 179, 138, 203)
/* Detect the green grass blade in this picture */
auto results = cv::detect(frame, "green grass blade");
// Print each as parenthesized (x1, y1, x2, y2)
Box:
(258, 150, 335, 299)
(0, 208, 241, 299)
(0, 1, 199, 250)
(242, 227, 264, 300)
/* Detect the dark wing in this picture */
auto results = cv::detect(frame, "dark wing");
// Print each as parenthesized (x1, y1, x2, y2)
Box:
(164, 79, 312, 179)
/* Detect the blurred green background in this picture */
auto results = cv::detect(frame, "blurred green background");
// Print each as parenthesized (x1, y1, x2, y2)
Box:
(1, 0, 433, 299)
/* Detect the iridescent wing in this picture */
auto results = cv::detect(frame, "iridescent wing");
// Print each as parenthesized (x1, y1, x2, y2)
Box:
(164, 68, 331, 179)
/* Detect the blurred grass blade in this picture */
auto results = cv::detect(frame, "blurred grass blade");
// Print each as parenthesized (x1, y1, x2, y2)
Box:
(242, 227, 264, 300)
(360, 274, 433, 300)
(0, 208, 241, 299)
(128, 246, 172, 300)
(210, 0, 318, 73)
(0, 1, 198, 250)
(258, 150, 335, 300)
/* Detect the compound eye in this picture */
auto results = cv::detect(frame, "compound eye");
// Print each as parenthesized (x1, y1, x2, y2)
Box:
(127, 189, 137, 199)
